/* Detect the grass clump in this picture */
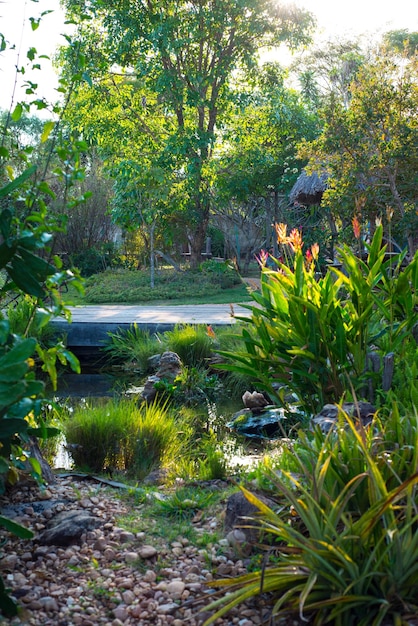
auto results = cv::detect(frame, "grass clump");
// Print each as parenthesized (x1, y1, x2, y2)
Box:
(63, 398, 191, 479)
(104, 325, 162, 374)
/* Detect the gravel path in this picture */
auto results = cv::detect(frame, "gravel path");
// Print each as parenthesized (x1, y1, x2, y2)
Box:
(0, 476, 274, 626)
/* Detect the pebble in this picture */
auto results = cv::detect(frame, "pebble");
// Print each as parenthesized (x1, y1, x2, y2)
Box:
(0, 477, 264, 626)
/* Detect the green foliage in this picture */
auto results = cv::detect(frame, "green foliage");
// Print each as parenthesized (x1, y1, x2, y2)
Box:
(162, 325, 216, 368)
(61, 0, 314, 266)
(82, 268, 250, 304)
(218, 225, 418, 413)
(199, 259, 241, 289)
(203, 407, 418, 625)
(300, 46, 418, 255)
(104, 325, 162, 374)
(153, 365, 221, 408)
(152, 486, 218, 521)
(69, 243, 120, 277)
(63, 398, 190, 479)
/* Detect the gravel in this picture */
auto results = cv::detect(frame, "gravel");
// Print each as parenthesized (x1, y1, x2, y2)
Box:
(0, 476, 277, 626)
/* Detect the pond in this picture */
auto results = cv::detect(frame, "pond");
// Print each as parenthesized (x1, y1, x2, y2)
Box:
(48, 368, 285, 476)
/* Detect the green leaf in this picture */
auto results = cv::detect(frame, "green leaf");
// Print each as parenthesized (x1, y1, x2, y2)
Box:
(0, 515, 34, 538)
(11, 103, 23, 122)
(0, 165, 37, 198)
(8, 258, 45, 297)
(27, 426, 60, 439)
(0, 417, 28, 440)
(41, 120, 55, 143)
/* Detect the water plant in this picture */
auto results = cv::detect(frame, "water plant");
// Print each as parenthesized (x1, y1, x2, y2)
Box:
(63, 398, 191, 478)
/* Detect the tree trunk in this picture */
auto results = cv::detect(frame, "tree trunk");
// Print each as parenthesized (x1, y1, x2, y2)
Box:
(149, 222, 155, 288)
(189, 203, 210, 269)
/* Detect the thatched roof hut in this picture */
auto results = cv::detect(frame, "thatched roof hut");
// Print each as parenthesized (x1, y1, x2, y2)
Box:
(289, 170, 328, 206)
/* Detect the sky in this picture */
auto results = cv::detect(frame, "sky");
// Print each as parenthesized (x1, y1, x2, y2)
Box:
(0, 0, 417, 112)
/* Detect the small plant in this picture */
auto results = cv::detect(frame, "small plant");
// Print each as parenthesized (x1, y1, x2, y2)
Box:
(104, 324, 162, 373)
(152, 486, 218, 520)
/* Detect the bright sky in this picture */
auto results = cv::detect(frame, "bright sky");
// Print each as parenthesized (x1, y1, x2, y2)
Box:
(0, 0, 417, 111)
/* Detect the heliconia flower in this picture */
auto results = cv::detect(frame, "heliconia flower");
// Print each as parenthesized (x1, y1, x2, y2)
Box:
(305, 248, 313, 264)
(275, 222, 288, 244)
(352, 216, 361, 239)
(375, 216, 382, 227)
(386, 207, 394, 222)
(207, 325, 216, 339)
(311, 243, 320, 260)
(288, 228, 303, 253)
(255, 249, 269, 267)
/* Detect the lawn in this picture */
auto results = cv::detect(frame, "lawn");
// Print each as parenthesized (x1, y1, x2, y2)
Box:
(65, 266, 257, 306)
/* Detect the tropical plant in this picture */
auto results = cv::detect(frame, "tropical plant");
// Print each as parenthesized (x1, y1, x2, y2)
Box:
(217, 224, 418, 414)
(202, 406, 418, 625)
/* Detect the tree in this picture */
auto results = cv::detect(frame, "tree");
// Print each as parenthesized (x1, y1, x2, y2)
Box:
(213, 63, 319, 271)
(293, 38, 365, 109)
(62, 0, 314, 267)
(299, 46, 418, 257)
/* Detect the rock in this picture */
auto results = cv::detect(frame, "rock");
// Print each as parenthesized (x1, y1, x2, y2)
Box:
(224, 491, 276, 546)
(166, 580, 185, 599)
(228, 407, 287, 439)
(242, 391, 269, 413)
(37, 509, 102, 546)
(138, 545, 158, 559)
(141, 352, 182, 403)
(312, 401, 377, 433)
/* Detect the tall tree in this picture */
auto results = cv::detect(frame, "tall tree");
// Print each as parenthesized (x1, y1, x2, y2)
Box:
(299, 46, 418, 256)
(62, 0, 314, 266)
(213, 63, 319, 270)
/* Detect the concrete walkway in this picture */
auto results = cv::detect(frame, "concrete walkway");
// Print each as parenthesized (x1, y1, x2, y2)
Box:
(52, 303, 253, 348)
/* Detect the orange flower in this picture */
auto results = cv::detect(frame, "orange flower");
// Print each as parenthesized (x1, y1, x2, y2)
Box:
(311, 243, 319, 260)
(288, 228, 303, 253)
(207, 325, 216, 339)
(275, 222, 289, 244)
(352, 216, 361, 239)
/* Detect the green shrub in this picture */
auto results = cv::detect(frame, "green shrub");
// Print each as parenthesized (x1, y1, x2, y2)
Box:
(162, 324, 216, 368)
(203, 405, 418, 625)
(199, 259, 241, 288)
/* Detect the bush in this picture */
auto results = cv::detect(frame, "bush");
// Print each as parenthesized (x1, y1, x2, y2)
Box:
(199, 258, 241, 288)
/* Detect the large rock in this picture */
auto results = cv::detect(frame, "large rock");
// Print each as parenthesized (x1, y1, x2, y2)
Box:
(37, 509, 102, 546)
(224, 490, 277, 547)
(312, 401, 376, 433)
(141, 351, 182, 403)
